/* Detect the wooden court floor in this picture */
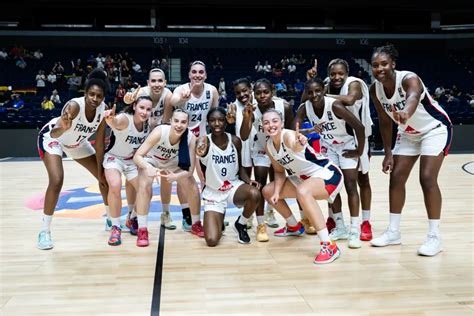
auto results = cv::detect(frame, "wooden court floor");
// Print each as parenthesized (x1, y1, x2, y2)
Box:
(1, 154, 473, 315)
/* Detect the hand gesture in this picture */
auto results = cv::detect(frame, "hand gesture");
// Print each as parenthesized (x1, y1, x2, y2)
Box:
(196, 135, 208, 156)
(104, 104, 117, 125)
(342, 149, 359, 158)
(269, 193, 280, 205)
(295, 122, 308, 146)
(242, 101, 256, 120)
(123, 85, 141, 104)
(247, 179, 261, 190)
(312, 121, 326, 134)
(61, 105, 74, 131)
(181, 82, 196, 100)
(382, 154, 394, 174)
(160, 169, 177, 183)
(145, 166, 160, 178)
(226, 103, 237, 124)
(391, 104, 409, 124)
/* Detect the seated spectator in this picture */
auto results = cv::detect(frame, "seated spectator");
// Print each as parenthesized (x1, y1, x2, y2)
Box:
(7, 94, 25, 111)
(33, 49, 43, 60)
(36, 70, 46, 94)
(50, 89, 61, 105)
(0, 48, 9, 60)
(16, 57, 27, 69)
(287, 63, 296, 76)
(151, 58, 160, 69)
(213, 57, 223, 70)
(218, 77, 226, 95)
(47, 71, 57, 87)
(272, 62, 283, 77)
(132, 61, 142, 73)
(293, 78, 304, 94)
(263, 60, 272, 75)
(255, 61, 264, 74)
(67, 73, 82, 99)
(41, 95, 55, 110)
(160, 58, 169, 73)
(275, 79, 287, 97)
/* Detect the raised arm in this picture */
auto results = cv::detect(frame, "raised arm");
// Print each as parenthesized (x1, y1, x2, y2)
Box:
(50, 101, 80, 138)
(104, 104, 129, 130)
(326, 81, 362, 106)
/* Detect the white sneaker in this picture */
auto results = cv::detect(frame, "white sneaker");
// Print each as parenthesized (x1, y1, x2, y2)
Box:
(160, 212, 177, 230)
(348, 227, 362, 249)
(264, 210, 279, 228)
(370, 228, 401, 247)
(104, 217, 112, 231)
(417, 233, 443, 256)
(329, 225, 349, 240)
(246, 214, 254, 229)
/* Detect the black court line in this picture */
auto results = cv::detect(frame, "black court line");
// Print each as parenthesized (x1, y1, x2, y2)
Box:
(461, 161, 474, 175)
(151, 225, 166, 316)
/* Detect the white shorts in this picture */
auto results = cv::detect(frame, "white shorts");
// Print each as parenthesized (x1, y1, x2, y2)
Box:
(103, 153, 138, 181)
(321, 139, 359, 170)
(287, 164, 344, 204)
(144, 156, 180, 172)
(202, 180, 245, 214)
(393, 124, 452, 156)
(38, 131, 95, 160)
(241, 138, 253, 168)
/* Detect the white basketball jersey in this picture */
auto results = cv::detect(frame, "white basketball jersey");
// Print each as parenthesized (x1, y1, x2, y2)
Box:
(177, 82, 214, 136)
(148, 125, 192, 169)
(375, 70, 451, 135)
(51, 97, 105, 148)
(200, 133, 239, 192)
(252, 98, 285, 148)
(340, 76, 373, 136)
(267, 129, 332, 178)
(235, 97, 257, 153)
(106, 114, 150, 159)
(305, 96, 353, 145)
(139, 86, 171, 125)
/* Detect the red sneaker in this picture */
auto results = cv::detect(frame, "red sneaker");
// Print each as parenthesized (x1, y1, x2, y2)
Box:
(136, 227, 149, 247)
(360, 220, 373, 241)
(326, 217, 336, 232)
(274, 222, 305, 237)
(314, 241, 340, 264)
(108, 225, 122, 246)
(191, 221, 205, 238)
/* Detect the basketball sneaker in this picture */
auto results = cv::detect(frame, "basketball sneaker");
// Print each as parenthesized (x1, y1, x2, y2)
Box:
(160, 212, 177, 230)
(234, 217, 251, 244)
(360, 220, 373, 241)
(301, 218, 317, 234)
(326, 217, 336, 232)
(370, 228, 401, 247)
(256, 224, 269, 242)
(108, 225, 122, 246)
(274, 222, 305, 237)
(417, 233, 443, 256)
(191, 221, 205, 238)
(314, 241, 340, 264)
(126, 216, 138, 236)
(329, 225, 349, 241)
(182, 218, 192, 232)
(136, 227, 149, 247)
(348, 227, 362, 249)
(264, 210, 279, 228)
(37, 230, 54, 250)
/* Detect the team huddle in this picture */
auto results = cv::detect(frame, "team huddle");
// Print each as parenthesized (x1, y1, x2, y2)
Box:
(36, 44, 452, 264)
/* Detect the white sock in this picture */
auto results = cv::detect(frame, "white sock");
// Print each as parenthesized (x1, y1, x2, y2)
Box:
(328, 206, 334, 218)
(128, 204, 135, 216)
(181, 203, 189, 209)
(299, 209, 305, 220)
(105, 205, 110, 219)
(428, 219, 440, 236)
(138, 215, 148, 228)
(285, 215, 298, 227)
(265, 202, 273, 212)
(350, 216, 360, 229)
(111, 217, 121, 228)
(191, 214, 200, 224)
(362, 210, 370, 221)
(389, 213, 401, 231)
(41, 214, 53, 232)
(333, 212, 344, 227)
(257, 215, 265, 225)
(162, 204, 170, 213)
(317, 227, 330, 242)
(238, 215, 248, 225)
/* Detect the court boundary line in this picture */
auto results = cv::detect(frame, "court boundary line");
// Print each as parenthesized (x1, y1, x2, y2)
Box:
(151, 225, 165, 316)
(461, 161, 474, 175)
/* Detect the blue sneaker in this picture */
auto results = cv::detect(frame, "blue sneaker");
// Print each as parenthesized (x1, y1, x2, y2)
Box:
(126, 217, 138, 236)
(37, 230, 54, 250)
(182, 218, 192, 232)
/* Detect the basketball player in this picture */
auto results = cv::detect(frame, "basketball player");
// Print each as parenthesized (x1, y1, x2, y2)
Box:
(369, 44, 452, 256)
(196, 107, 261, 246)
(294, 77, 366, 249)
(37, 69, 110, 250)
(124, 68, 189, 231)
(102, 96, 152, 246)
(261, 109, 344, 264)
(326, 58, 374, 241)
(133, 109, 202, 247)
(240, 78, 294, 242)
